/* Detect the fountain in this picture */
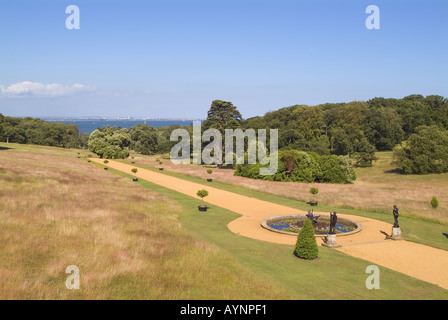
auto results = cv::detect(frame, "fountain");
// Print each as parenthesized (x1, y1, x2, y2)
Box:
(261, 212, 362, 237)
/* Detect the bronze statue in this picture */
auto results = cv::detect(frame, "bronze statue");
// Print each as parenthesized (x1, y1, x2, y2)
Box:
(393, 205, 399, 228)
(306, 209, 320, 224)
(329, 211, 337, 234)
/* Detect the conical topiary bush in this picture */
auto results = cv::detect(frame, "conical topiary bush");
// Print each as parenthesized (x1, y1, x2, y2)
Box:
(294, 218, 319, 260)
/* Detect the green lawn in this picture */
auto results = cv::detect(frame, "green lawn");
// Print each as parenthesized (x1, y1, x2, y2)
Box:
(106, 162, 448, 299)
(117, 159, 448, 251)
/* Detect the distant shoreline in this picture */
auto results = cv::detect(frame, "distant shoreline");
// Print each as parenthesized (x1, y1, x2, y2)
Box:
(42, 119, 202, 134)
(44, 118, 203, 122)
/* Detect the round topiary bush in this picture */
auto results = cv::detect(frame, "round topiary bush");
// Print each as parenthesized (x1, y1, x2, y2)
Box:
(431, 196, 439, 209)
(309, 187, 319, 195)
(294, 218, 319, 260)
(197, 189, 209, 200)
(103, 160, 109, 164)
(196, 189, 209, 211)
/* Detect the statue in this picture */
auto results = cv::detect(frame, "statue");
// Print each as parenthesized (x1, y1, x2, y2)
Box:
(329, 211, 338, 234)
(393, 205, 399, 228)
(306, 209, 320, 224)
(323, 211, 341, 248)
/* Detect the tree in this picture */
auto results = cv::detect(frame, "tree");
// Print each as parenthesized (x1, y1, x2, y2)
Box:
(392, 126, 448, 174)
(203, 100, 243, 167)
(316, 154, 356, 183)
(290, 105, 325, 141)
(364, 107, 404, 151)
(88, 126, 131, 159)
(3, 125, 25, 144)
(280, 150, 299, 176)
(309, 187, 319, 203)
(353, 136, 377, 167)
(130, 124, 158, 155)
(203, 100, 243, 132)
(294, 218, 319, 260)
(196, 189, 209, 201)
(309, 187, 318, 195)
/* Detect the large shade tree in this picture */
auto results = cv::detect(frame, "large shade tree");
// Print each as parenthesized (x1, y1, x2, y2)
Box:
(130, 123, 158, 155)
(203, 100, 243, 132)
(88, 126, 131, 159)
(203, 100, 243, 167)
(392, 125, 448, 174)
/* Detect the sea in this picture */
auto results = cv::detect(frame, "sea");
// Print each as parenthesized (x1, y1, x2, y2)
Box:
(47, 119, 199, 134)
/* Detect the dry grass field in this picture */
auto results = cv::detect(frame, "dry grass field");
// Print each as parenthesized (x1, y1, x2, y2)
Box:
(133, 152, 448, 224)
(0, 143, 289, 299)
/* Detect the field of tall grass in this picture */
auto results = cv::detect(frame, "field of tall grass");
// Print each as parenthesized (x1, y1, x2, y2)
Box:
(0, 143, 288, 299)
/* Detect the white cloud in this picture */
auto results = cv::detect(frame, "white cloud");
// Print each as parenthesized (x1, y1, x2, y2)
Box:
(0, 81, 92, 98)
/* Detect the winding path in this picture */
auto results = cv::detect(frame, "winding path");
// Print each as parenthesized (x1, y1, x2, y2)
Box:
(91, 159, 448, 291)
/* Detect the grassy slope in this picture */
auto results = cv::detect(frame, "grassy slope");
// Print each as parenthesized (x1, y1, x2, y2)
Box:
(0, 143, 288, 299)
(1, 143, 447, 299)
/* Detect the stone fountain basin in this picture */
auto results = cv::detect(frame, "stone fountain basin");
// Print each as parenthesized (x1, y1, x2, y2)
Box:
(261, 214, 362, 237)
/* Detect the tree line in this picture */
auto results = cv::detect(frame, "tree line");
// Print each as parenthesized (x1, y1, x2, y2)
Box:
(2, 93, 447, 176)
(0, 114, 89, 148)
(243, 94, 448, 168)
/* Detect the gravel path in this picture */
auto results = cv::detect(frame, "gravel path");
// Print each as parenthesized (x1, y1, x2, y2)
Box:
(92, 159, 448, 291)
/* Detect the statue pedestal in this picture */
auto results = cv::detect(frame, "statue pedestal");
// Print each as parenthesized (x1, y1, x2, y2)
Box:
(322, 234, 341, 248)
(386, 227, 402, 240)
(390, 227, 402, 240)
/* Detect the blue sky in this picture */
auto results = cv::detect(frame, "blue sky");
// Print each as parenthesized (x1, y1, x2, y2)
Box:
(0, 0, 447, 119)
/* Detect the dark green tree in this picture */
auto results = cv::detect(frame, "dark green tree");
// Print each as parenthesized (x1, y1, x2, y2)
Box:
(353, 136, 377, 167)
(130, 124, 158, 155)
(203, 100, 243, 133)
(88, 126, 131, 159)
(392, 125, 448, 174)
(294, 218, 319, 260)
(203, 100, 243, 167)
(364, 107, 404, 151)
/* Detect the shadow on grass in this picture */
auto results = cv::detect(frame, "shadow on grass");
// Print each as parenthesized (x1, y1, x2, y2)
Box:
(443, 233, 448, 240)
(384, 168, 404, 174)
(0, 146, 13, 151)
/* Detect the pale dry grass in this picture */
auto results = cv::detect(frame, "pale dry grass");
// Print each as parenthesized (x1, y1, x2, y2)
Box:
(133, 152, 448, 224)
(0, 144, 289, 299)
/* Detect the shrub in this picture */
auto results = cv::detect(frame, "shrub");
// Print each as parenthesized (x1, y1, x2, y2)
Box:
(196, 189, 209, 200)
(131, 168, 138, 174)
(234, 150, 356, 184)
(316, 155, 356, 183)
(431, 196, 439, 209)
(103, 160, 109, 164)
(294, 218, 318, 260)
(309, 187, 319, 195)
(207, 169, 213, 175)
